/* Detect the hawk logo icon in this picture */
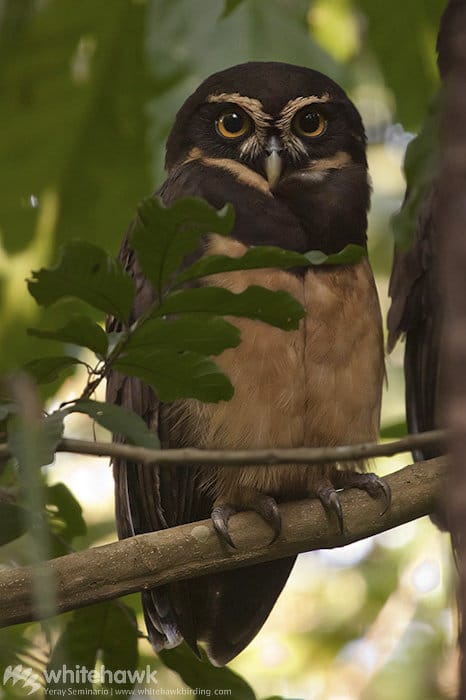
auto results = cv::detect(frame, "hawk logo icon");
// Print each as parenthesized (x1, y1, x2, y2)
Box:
(3, 665, 41, 695)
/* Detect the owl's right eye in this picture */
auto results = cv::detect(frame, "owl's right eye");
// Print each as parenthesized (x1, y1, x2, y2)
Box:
(216, 110, 251, 139)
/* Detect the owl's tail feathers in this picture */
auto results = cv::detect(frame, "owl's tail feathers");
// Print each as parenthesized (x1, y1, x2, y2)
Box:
(142, 582, 201, 658)
(142, 556, 296, 665)
(196, 556, 297, 666)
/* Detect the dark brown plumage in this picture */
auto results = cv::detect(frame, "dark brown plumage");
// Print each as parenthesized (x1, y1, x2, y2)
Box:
(387, 2, 460, 463)
(107, 62, 387, 665)
(387, 189, 442, 460)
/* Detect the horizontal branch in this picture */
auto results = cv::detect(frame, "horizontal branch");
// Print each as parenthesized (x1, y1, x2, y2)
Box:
(0, 429, 446, 467)
(0, 456, 446, 628)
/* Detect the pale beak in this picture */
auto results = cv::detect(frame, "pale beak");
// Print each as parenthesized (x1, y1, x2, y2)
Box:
(264, 136, 283, 189)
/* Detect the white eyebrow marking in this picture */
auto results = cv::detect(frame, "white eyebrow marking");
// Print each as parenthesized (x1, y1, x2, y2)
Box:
(276, 93, 332, 128)
(207, 92, 271, 128)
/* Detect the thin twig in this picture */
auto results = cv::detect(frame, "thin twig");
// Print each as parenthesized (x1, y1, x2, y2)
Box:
(0, 429, 446, 466)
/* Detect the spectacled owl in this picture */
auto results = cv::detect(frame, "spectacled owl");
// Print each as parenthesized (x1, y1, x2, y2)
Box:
(107, 62, 388, 666)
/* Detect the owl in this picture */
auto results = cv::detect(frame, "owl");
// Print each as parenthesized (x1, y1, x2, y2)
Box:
(107, 62, 388, 665)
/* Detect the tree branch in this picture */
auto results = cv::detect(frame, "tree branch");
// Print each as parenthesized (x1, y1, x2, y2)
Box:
(0, 429, 446, 467)
(0, 456, 445, 628)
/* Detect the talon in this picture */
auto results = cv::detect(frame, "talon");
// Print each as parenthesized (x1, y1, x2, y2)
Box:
(317, 487, 344, 534)
(211, 504, 237, 548)
(331, 470, 392, 517)
(244, 493, 282, 544)
(212, 495, 282, 547)
(378, 479, 392, 516)
(259, 496, 282, 544)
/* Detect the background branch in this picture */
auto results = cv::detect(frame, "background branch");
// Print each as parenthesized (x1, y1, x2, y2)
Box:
(0, 456, 445, 628)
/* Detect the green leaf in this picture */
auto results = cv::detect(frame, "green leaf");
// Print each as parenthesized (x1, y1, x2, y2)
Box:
(354, 0, 443, 130)
(28, 315, 108, 357)
(391, 97, 439, 249)
(0, 1, 151, 256)
(380, 420, 408, 440)
(157, 286, 305, 330)
(23, 356, 83, 385)
(46, 483, 87, 542)
(27, 241, 135, 322)
(131, 196, 234, 294)
(0, 502, 29, 545)
(221, 0, 245, 18)
(0, 622, 46, 680)
(114, 350, 234, 403)
(160, 645, 256, 700)
(126, 316, 241, 356)
(69, 399, 160, 449)
(8, 410, 64, 468)
(46, 602, 139, 696)
(6, 409, 63, 579)
(305, 244, 367, 266)
(0, 0, 151, 378)
(174, 245, 310, 287)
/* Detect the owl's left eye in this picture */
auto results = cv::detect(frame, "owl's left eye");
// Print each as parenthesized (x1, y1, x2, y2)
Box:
(216, 110, 251, 139)
(293, 108, 327, 138)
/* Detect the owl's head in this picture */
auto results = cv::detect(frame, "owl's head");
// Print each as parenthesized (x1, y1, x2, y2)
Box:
(165, 62, 367, 191)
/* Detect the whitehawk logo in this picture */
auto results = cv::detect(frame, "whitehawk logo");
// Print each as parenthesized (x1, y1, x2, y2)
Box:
(3, 665, 41, 695)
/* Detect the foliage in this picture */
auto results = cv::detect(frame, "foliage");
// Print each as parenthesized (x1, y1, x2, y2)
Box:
(0, 0, 152, 374)
(353, 0, 444, 130)
(160, 646, 257, 700)
(22, 196, 308, 403)
(46, 603, 139, 696)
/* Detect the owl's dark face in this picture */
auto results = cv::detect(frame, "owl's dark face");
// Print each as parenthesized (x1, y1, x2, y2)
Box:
(164, 62, 370, 255)
(166, 62, 367, 191)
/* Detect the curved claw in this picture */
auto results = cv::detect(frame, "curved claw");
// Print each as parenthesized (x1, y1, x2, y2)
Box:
(333, 470, 392, 518)
(353, 472, 391, 516)
(377, 478, 392, 516)
(211, 504, 237, 548)
(259, 496, 282, 544)
(212, 495, 282, 547)
(317, 487, 344, 534)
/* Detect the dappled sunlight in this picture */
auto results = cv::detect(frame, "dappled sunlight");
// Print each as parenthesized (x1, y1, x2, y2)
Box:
(0, 188, 59, 327)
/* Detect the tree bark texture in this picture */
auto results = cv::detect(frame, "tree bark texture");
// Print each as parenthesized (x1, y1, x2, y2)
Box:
(0, 457, 445, 628)
(438, 1, 466, 696)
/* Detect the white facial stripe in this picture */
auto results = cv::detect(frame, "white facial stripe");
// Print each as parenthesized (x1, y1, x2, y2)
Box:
(184, 147, 271, 195)
(307, 151, 352, 171)
(282, 151, 354, 185)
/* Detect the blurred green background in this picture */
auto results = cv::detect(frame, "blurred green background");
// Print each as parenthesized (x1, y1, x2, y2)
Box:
(0, 0, 455, 698)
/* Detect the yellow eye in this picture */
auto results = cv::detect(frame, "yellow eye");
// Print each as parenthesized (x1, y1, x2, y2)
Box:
(216, 110, 251, 139)
(293, 109, 327, 138)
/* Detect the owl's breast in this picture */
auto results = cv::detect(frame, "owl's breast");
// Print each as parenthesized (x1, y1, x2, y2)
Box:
(167, 235, 384, 472)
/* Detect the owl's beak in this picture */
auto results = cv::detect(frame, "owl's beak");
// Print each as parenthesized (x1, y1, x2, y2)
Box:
(264, 136, 283, 189)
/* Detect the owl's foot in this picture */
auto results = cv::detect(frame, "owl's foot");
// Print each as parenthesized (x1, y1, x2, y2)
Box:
(212, 493, 281, 548)
(315, 482, 344, 534)
(314, 470, 391, 535)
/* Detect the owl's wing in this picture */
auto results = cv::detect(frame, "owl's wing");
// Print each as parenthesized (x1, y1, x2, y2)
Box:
(106, 217, 209, 652)
(108, 164, 296, 663)
(387, 188, 442, 460)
